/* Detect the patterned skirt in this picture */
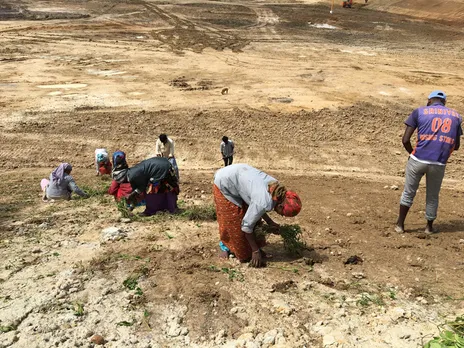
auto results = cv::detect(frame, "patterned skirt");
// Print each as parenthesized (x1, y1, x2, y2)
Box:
(213, 185, 265, 261)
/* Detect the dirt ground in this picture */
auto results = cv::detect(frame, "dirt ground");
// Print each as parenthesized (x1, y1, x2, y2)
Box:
(1, 0, 464, 347)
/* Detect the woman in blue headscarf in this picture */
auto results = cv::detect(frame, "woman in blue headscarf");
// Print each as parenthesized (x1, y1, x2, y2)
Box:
(40, 163, 88, 201)
(108, 151, 133, 202)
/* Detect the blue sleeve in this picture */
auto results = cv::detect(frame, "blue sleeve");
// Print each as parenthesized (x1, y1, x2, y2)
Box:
(241, 203, 266, 233)
(404, 109, 419, 129)
(67, 177, 87, 197)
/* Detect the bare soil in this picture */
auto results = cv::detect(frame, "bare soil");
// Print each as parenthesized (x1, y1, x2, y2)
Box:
(1, 0, 464, 347)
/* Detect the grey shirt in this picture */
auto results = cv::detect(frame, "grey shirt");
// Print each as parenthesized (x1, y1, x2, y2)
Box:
(214, 164, 276, 233)
(46, 173, 87, 199)
(220, 140, 234, 158)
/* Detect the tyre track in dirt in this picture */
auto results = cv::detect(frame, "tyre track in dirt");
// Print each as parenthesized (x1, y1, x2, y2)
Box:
(249, 6, 282, 42)
(142, 1, 249, 53)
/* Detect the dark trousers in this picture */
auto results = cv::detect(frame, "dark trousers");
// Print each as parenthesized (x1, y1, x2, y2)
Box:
(223, 156, 233, 166)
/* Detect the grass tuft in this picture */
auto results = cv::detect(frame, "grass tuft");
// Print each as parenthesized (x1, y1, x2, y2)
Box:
(256, 224, 306, 255)
(117, 198, 135, 219)
(81, 181, 111, 197)
(424, 316, 464, 347)
(180, 204, 216, 221)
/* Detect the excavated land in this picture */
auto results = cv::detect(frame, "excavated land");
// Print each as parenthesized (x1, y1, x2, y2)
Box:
(1, 0, 464, 347)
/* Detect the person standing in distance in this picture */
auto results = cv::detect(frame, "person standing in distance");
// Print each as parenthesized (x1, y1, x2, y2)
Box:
(396, 90, 462, 234)
(156, 134, 179, 180)
(220, 136, 235, 166)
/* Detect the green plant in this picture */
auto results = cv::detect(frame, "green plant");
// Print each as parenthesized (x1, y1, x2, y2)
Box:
(208, 265, 220, 272)
(81, 182, 111, 197)
(123, 277, 138, 290)
(424, 316, 464, 348)
(0, 325, 15, 333)
(73, 302, 84, 316)
(255, 224, 306, 255)
(357, 293, 371, 307)
(116, 320, 134, 327)
(149, 244, 163, 252)
(356, 293, 385, 307)
(117, 199, 136, 219)
(280, 225, 306, 255)
(221, 267, 244, 282)
(135, 287, 143, 296)
(142, 309, 152, 329)
(180, 204, 216, 221)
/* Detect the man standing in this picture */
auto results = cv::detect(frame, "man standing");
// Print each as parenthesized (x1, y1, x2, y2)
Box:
(156, 134, 179, 180)
(220, 136, 235, 166)
(396, 90, 462, 234)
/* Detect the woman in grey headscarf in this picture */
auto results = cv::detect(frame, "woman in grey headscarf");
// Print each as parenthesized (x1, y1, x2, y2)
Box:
(40, 163, 88, 201)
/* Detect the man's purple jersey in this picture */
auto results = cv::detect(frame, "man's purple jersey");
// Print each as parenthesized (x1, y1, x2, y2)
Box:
(405, 103, 462, 164)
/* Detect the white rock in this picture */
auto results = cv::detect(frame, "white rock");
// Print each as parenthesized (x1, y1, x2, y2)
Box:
(245, 341, 260, 348)
(56, 290, 67, 298)
(238, 332, 254, 340)
(254, 333, 264, 344)
(180, 327, 189, 336)
(263, 329, 277, 345)
(389, 307, 405, 321)
(167, 326, 181, 337)
(459, 239, 464, 244)
(352, 272, 365, 279)
(39, 222, 50, 229)
(215, 330, 226, 344)
(272, 300, 293, 316)
(300, 281, 314, 291)
(101, 227, 127, 242)
(390, 185, 399, 190)
(0, 331, 18, 347)
(323, 334, 336, 346)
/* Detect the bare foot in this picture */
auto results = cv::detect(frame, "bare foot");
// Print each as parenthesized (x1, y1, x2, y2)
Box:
(219, 250, 229, 259)
(394, 225, 405, 234)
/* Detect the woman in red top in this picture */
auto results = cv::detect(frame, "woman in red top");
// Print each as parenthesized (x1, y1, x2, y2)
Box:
(108, 178, 132, 201)
(108, 151, 139, 204)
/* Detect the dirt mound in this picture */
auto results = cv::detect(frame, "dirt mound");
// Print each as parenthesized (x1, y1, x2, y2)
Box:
(367, 0, 464, 23)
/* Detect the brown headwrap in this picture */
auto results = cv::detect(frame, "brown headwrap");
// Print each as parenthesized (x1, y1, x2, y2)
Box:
(269, 182, 302, 217)
(269, 182, 287, 202)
